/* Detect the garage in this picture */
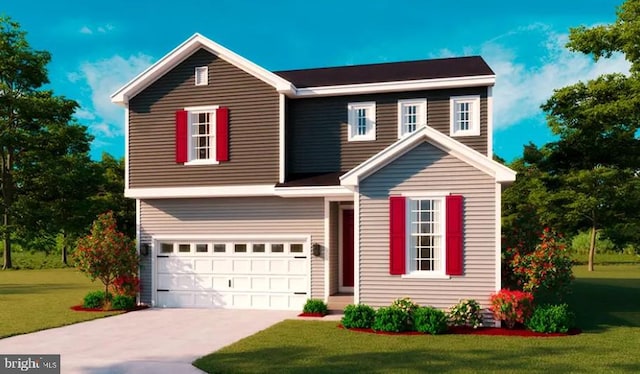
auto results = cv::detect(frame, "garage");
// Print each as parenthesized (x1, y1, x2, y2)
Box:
(153, 236, 310, 310)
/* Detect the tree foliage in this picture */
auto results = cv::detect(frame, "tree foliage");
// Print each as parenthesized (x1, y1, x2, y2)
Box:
(73, 212, 138, 298)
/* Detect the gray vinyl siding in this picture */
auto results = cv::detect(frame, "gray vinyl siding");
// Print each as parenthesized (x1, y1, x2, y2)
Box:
(129, 49, 279, 188)
(138, 197, 325, 304)
(286, 87, 488, 175)
(358, 142, 497, 313)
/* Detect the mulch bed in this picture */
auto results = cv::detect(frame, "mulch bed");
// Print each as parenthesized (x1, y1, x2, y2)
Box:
(338, 324, 581, 337)
(70, 304, 150, 313)
(298, 312, 327, 317)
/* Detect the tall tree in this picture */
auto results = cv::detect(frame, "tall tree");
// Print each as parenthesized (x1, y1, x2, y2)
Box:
(94, 154, 135, 239)
(0, 16, 90, 269)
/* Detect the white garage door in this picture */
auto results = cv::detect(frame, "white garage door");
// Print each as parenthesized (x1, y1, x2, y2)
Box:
(153, 238, 310, 310)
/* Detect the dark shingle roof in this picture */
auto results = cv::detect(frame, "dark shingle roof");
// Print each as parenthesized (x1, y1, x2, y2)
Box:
(274, 56, 493, 88)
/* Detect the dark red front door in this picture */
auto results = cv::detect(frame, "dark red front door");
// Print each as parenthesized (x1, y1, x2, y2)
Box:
(342, 209, 354, 288)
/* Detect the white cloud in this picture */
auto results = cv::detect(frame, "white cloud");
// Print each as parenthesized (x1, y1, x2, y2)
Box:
(72, 54, 153, 138)
(79, 26, 92, 35)
(79, 24, 114, 35)
(482, 26, 630, 130)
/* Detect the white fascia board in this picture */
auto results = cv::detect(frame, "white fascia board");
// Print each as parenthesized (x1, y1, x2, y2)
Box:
(125, 184, 276, 199)
(292, 75, 495, 98)
(340, 125, 516, 187)
(111, 33, 294, 105)
(274, 186, 353, 198)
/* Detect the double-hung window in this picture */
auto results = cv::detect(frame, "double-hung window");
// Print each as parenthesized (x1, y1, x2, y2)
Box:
(175, 105, 229, 164)
(450, 95, 480, 136)
(408, 198, 444, 273)
(398, 99, 427, 138)
(347, 102, 376, 141)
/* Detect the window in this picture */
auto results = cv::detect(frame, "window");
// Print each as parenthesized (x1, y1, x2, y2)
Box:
(271, 244, 284, 253)
(398, 99, 427, 137)
(178, 244, 191, 253)
(213, 244, 226, 253)
(195, 244, 208, 253)
(234, 244, 247, 253)
(389, 195, 464, 277)
(176, 106, 229, 164)
(160, 243, 173, 253)
(347, 102, 376, 141)
(195, 66, 208, 86)
(450, 95, 480, 136)
(252, 244, 265, 253)
(290, 244, 304, 253)
(408, 198, 444, 273)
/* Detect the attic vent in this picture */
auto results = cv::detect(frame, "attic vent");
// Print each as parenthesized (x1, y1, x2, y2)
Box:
(195, 66, 208, 86)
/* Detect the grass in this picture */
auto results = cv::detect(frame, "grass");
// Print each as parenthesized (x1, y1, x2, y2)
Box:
(0, 268, 120, 338)
(571, 251, 640, 266)
(194, 264, 640, 373)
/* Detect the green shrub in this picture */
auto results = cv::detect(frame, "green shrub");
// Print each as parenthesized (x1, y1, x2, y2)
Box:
(571, 231, 616, 254)
(413, 306, 449, 335)
(111, 295, 136, 310)
(302, 298, 328, 315)
(448, 299, 484, 328)
(372, 306, 409, 332)
(12, 251, 67, 269)
(83, 290, 107, 309)
(526, 304, 574, 333)
(341, 304, 376, 329)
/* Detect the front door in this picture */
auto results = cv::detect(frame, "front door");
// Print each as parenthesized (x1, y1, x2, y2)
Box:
(341, 209, 354, 291)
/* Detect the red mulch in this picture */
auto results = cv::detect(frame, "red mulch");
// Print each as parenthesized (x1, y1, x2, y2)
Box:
(298, 312, 327, 317)
(70, 304, 150, 313)
(338, 324, 581, 337)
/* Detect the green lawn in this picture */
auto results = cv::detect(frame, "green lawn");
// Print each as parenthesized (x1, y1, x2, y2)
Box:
(194, 264, 640, 373)
(0, 268, 120, 338)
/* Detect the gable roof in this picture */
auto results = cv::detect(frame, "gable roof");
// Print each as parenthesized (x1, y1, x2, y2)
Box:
(111, 33, 295, 105)
(112, 34, 496, 105)
(340, 126, 516, 187)
(274, 56, 494, 88)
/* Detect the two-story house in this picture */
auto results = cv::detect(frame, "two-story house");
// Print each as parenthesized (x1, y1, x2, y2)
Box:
(111, 34, 515, 314)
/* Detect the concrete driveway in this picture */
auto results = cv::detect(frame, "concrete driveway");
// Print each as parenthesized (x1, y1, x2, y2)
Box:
(0, 308, 296, 373)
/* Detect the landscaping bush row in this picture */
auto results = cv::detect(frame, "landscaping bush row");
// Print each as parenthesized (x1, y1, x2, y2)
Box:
(337, 294, 574, 335)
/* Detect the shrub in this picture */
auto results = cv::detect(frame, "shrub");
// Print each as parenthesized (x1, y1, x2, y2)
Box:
(341, 304, 376, 329)
(83, 291, 107, 309)
(413, 306, 449, 335)
(391, 297, 419, 327)
(302, 299, 328, 315)
(526, 304, 574, 333)
(372, 306, 409, 332)
(73, 212, 139, 297)
(111, 295, 136, 310)
(448, 299, 484, 328)
(490, 289, 534, 329)
(508, 228, 574, 303)
(571, 231, 616, 254)
(112, 275, 141, 297)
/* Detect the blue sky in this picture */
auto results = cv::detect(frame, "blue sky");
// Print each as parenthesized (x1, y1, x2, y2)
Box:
(3, 0, 629, 161)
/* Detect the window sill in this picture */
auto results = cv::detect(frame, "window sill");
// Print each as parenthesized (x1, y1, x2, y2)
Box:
(348, 136, 376, 142)
(401, 273, 450, 280)
(451, 130, 480, 137)
(184, 159, 220, 166)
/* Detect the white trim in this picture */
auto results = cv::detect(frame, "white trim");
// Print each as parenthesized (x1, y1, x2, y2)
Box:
(154, 233, 312, 241)
(353, 188, 361, 304)
(184, 159, 219, 166)
(347, 102, 376, 141)
(338, 205, 355, 293)
(495, 182, 502, 294)
(450, 95, 481, 137)
(340, 126, 516, 187)
(135, 199, 141, 305)
(112, 34, 294, 105)
(279, 94, 286, 184)
(397, 98, 427, 138)
(404, 196, 447, 276)
(323, 198, 331, 302)
(184, 105, 219, 111)
(487, 86, 493, 158)
(275, 186, 352, 197)
(293, 75, 496, 98)
(401, 273, 451, 279)
(124, 106, 130, 189)
(150, 238, 157, 307)
(400, 191, 450, 197)
(125, 185, 275, 199)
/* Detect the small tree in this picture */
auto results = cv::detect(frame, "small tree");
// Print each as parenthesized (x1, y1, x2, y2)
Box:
(74, 212, 138, 300)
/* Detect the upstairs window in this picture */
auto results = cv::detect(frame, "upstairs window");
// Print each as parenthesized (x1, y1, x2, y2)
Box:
(398, 99, 427, 138)
(175, 106, 229, 165)
(450, 95, 480, 136)
(347, 102, 376, 141)
(195, 66, 208, 86)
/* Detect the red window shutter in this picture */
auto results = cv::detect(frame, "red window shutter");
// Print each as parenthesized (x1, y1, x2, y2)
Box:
(216, 107, 229, 162)
(389, 196, 406, 275)
(446, 195, 464, 276)
(175, 110, 188, 163)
